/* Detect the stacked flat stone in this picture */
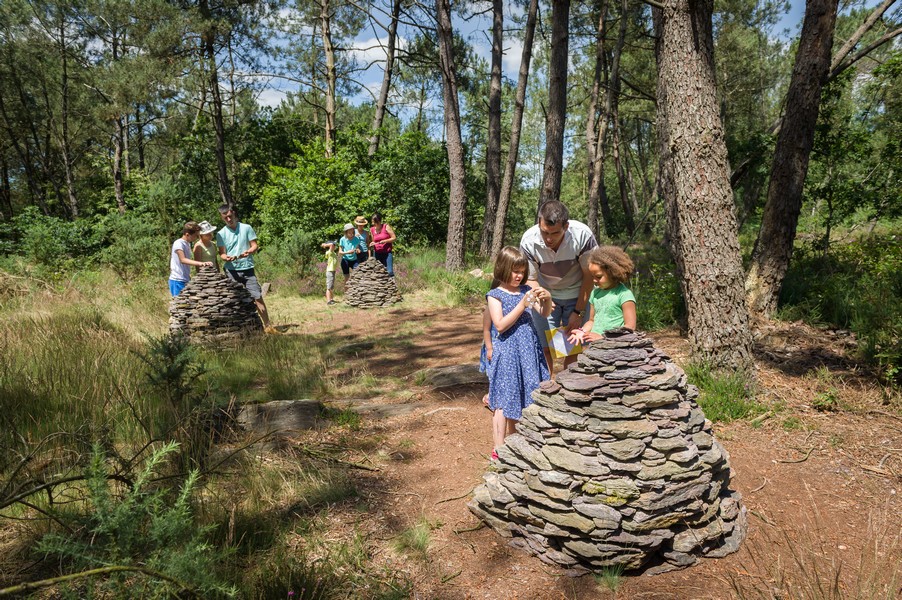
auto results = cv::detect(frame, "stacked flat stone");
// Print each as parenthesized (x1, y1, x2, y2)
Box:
(169, 268, 263, 342)
(344, 258, 402, 308)
(468, 328, 746, 575)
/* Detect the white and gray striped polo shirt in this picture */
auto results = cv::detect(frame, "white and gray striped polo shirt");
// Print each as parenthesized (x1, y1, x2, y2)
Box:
(519, 220, 598, 300)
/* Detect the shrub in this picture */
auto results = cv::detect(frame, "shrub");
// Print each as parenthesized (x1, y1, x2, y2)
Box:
(10, 206, 98, 270)
(35, 442, 236, 599)
(779, 235, 902, 385)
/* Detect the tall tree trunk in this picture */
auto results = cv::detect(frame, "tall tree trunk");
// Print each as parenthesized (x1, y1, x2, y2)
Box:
(478, 0, 504, 256)
(200, 1, 234, 207)
(436, 0, 467, 270)
(611, 110, 636, 233)
(0, 92, 44, 211)
(588, 0, 626, 237)
(654, 0, 753, 371)
(491, 0, 539, 259)
(368, 0, 401, 156)
(111, 31, 127, 214)
(321, 0, 337, 158)
(745, 0, 838, 317)
(538, 0, 570, 210)
(58, 16, 78, 218)
(113, 116, 126, 213)
(479, 0, 504, 256)
(585, 0, 607, 238)
(0, 153, 12, 219)
(135, 106, 145, 170)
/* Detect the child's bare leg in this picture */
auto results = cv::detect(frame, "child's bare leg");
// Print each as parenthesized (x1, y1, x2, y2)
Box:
(482, 393, 489, 407)
(492, 409, 507, 453)
(506, 418, 518, 437)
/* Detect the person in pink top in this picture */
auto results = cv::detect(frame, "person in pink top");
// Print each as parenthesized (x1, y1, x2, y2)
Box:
(368, 211, 397, 276)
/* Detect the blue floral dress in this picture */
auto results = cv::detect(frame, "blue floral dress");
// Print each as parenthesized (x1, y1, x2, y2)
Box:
(484, 285, 549, 420)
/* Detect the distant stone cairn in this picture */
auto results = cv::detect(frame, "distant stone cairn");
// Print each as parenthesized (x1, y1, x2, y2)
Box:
(345, 258, 402, 308)
(468, 329, 747, 575)
(169, 268, 263, 342)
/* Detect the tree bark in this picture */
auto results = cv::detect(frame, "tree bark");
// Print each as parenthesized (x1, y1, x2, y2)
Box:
(478, 0, 504, 256)
(321, 0, 337, 157)
(491, 0, 539, 259)
(745, 0, 838, 317)
(0, 153, 12, 219)
(199, 0, 234, 206)
(587, 0, 626, 238)
(585, 0, 607, 238)
(436, 0, 467, 270)
(654, 0, 754, 371)
(58, 15, 78, 218)
(368, 0, 401, 156)
(539, 0, 570, 210)
(113, 116, 126, 214)
(111, 31, 126, 214)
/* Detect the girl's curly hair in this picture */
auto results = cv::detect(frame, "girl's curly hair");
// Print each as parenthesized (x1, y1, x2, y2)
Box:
(586, 246, 634, 284)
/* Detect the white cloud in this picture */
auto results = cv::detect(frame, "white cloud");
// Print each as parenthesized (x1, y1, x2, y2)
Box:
(256, 88, 288, 108)
(347, 35, 409, 67)
(503, 38, 523, 75)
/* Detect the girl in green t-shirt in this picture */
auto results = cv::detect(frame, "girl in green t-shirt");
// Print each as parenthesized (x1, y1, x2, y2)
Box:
(568, 246, 636, 344)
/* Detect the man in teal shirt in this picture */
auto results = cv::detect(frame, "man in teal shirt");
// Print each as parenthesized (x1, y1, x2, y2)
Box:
(216, 204, 279, 334)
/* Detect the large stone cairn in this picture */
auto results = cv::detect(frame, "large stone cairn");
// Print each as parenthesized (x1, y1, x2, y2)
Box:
(468, 329, 747, 575)
(169, 268, 263, 342)
(344, 258, 402, 308)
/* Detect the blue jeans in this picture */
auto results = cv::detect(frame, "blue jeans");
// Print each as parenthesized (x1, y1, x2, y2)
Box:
(531, 296, 584, 348)
(374, 251, 393, 276)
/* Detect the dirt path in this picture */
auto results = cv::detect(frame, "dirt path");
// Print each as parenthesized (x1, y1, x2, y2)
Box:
(296, 298, 901, 599)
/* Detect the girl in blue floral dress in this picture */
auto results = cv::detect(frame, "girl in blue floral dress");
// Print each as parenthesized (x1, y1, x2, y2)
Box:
(484, 246, 551, 460)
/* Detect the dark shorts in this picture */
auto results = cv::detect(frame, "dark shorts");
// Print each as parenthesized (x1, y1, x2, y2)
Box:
(340, 257, 359, 276)
(225, 268, 262, 299)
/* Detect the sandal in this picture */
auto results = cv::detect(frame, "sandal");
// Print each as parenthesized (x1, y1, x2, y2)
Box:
(491, 449, 499, 461)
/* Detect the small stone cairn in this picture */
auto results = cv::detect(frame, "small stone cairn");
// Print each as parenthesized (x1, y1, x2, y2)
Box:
(344, 258, 402, 308)
(169, 268, 263, 342)
(468, 329, 747, 575)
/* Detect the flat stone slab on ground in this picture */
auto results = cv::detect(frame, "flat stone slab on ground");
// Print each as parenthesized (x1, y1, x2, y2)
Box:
(416, 364, 488, 389)
(237, 399, 324, 435)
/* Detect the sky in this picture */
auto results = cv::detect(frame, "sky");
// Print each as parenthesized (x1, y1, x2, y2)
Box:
(252, 0, 823, 109)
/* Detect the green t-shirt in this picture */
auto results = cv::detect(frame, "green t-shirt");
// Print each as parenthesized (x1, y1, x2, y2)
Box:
(589, 283, 636, 334)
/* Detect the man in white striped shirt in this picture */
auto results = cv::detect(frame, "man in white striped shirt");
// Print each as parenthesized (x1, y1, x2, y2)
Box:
(520, 201, 598, 375)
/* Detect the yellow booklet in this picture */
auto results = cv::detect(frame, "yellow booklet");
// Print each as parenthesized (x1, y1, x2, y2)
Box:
(545, 326, 583, 359)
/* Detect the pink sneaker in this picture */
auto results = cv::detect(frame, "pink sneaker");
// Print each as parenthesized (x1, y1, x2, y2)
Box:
(491, 449, 499, 461)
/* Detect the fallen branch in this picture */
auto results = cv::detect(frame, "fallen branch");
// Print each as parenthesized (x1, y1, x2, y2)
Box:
(776, 446, 815, 464)
(424, 407, 465, 417)
(453, 521, 485, 534)
(749, 411, 774, 427)
(436, 490, 472, 505)
(750, 510, 775, 526)
(440, 570, 462, 584)
(0, 565, 202, 598)
(750, 478, 769, 493)
(296, 445, 381, 471)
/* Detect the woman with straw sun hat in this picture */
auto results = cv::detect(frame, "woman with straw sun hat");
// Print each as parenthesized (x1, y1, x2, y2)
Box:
(354, 216, 371, 260)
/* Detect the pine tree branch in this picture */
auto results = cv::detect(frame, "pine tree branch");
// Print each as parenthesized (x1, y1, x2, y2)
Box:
(0, 565, 203, 598)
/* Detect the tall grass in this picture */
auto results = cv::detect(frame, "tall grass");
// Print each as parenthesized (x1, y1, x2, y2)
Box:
(684, 362, 764, 423)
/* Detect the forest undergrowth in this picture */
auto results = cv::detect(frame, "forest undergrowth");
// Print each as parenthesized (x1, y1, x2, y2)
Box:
(0, 238, 899, 598)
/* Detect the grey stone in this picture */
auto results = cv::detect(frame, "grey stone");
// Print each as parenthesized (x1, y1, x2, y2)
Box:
(416, 364, 486, 389)
(543, 445, 610, 476)
(598, 439, 646, 461)
(236, 399, 323, 435)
